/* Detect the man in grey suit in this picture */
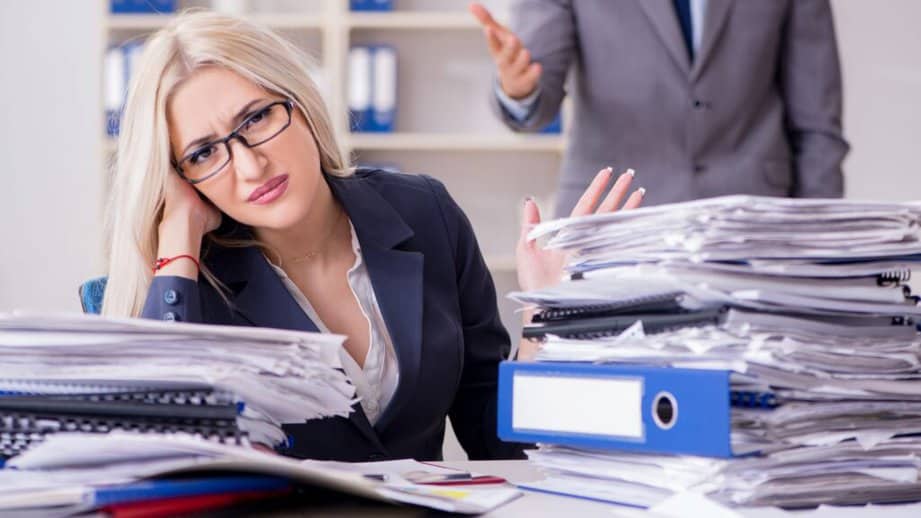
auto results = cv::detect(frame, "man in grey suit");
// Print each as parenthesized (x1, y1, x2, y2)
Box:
(472, 0, 850, 216)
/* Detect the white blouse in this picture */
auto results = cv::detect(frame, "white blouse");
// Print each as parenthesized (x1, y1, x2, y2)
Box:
(267, 221, 400, 425)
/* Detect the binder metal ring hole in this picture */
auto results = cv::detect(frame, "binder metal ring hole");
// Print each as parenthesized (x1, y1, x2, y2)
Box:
(652, 391, 677, 430)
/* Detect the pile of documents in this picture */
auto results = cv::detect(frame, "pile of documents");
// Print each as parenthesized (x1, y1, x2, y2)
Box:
(0, 432, 521, 516)
(0, 313, 356, 457)
(506, 196, 921, 508)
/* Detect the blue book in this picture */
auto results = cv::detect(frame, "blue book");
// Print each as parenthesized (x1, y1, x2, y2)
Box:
(540, 112, 562, 134)
(89, 476, 290, 508)
(497, 361, 775, 458)
(350, 0, 393, 12)
(111, 0, 176, 14)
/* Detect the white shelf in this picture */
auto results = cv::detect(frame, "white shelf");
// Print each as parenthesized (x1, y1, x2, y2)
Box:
(105, 133, 564, 154)
(347, 12, 483, 30)
(346, 133, 564, 152)
(106, 13, 325, 31)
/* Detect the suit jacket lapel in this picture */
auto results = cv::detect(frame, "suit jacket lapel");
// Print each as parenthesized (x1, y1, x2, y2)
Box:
(327, 175, 424, 434)
(639, 0, 692, 75)
(691, 0, 734, 82)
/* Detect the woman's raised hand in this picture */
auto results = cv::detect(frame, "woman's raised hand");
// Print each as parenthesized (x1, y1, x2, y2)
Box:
(155, 173, 221, 278)
(515, 167, 644, 293)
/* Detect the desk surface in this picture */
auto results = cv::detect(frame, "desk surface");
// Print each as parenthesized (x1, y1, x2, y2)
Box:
(243, 460, 921, 517)
(439, 460, 921, 518)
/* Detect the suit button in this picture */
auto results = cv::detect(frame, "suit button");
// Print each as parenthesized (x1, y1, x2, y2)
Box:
(162, 311, 179, 322)
(163, 289, 180, 305)
(693, 163, 707, 173)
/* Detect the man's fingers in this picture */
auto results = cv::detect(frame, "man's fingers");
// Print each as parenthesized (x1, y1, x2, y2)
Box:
(498, 32, 522, 68)
(508, 47, 532, 76)
(570, 167, 614, 217)
(469, 2, 505, 32)
(484, 26, 503, 55)
(521, 62, 542, 89)
(596, 169, 635, 213)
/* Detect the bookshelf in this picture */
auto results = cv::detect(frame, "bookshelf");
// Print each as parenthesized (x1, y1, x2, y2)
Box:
(102, 0, 567, 353)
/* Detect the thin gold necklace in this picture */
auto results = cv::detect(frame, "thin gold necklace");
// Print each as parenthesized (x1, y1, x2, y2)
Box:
(287, 208, 346, 264)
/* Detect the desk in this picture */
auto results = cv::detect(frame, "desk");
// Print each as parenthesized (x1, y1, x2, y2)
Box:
(251, 460, 921, 517)
(440, 461, 921, 517)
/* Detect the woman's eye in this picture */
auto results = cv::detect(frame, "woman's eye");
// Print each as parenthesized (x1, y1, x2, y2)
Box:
(242, 108, 270, 130)
(189, 146, 215, 165)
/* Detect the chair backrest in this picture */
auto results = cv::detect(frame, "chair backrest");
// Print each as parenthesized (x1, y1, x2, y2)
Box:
(79, 277, 108, 314)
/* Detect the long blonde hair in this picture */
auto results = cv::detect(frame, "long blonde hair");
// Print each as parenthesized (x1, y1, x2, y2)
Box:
(102, 10, 350, 317)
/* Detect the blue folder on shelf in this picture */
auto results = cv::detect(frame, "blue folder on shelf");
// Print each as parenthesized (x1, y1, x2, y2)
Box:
(497, 361, 737, 458)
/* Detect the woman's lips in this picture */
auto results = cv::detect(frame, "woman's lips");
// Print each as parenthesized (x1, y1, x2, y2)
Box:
(248, 174, 289, 204)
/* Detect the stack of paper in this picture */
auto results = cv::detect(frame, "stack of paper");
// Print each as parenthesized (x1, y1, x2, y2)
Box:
(0, 432, 521, 516)
(0, 312, 356, 456)
(510, 195, 921, 508)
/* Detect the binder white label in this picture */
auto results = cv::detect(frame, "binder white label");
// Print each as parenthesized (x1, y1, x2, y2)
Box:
(512, 373, 643, 438)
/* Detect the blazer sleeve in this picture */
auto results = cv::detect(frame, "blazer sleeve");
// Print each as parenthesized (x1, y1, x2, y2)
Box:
(424, 177, 528, 460)
(141, 276, 204, 323)
(780, 0, 849, 198)
(490, 0, 577, 132)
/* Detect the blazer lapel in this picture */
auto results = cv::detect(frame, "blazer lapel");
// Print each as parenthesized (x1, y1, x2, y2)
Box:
(206, 243, 320, 333)
(690, 0, 734, 82)
(639, 0, 692, 75)
(205, 232, 389, 452)
(327, 175, 424, 434)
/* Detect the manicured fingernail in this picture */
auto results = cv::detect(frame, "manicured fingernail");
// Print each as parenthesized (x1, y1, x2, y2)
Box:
(604, 166, 614, 173)
(625, 168, 635, 177)
(638, 187, 646, 196)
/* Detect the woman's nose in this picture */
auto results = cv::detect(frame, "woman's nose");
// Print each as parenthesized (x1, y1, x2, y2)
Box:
(228, 138, 267, 180)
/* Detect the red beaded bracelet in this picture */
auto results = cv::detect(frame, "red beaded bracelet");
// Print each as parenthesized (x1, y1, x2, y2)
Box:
(152, 254, 200, 273)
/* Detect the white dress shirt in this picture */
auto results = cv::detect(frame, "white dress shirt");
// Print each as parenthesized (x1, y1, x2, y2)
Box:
(267, 221, 400, 425)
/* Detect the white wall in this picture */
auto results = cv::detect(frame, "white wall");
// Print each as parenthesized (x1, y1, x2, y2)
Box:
(0, 0, 104, 312)
(832, 0, 921, 200)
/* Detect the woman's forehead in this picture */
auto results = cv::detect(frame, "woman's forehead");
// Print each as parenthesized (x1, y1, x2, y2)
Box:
(168, 67, 267, 138)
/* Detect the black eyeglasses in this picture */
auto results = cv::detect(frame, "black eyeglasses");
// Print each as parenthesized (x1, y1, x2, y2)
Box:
(173, 99, 294, 184)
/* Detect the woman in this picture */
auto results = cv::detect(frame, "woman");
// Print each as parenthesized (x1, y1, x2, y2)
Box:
(103, 11, 643, 462)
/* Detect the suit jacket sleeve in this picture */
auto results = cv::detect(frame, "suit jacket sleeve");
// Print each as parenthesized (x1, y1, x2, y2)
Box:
(424, 176, 528, 460)
(141, 276, 204, 323)
(781, 0, 849, 198)
(491, 0, 577, 132)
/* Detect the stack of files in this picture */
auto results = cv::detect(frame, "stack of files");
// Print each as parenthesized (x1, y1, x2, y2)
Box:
(500, 195, 921, 509)
(0, 312, 355, 457)
(0, 432, 521, 516)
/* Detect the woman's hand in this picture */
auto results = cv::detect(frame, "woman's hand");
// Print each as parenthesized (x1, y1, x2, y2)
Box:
(514, 168, 644, 361)
(515, 167, 644, 293)
(155, 173, 221, 278)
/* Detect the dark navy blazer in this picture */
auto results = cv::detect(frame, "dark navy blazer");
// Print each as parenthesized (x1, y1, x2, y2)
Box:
(142, 169, 526, 461)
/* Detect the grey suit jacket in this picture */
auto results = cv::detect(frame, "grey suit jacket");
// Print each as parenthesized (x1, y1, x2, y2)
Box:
(493, 0, 849, 216)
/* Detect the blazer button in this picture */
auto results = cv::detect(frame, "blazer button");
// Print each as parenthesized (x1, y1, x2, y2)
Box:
(162, 311, 180, 322)
(163, 289, 180, 305)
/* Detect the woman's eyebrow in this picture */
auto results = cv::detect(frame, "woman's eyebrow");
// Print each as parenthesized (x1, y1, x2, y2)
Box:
(179, 98, 267, 157)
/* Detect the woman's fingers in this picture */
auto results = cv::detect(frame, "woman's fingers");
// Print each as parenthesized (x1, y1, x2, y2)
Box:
(520, 197, 542, 246)
(622, 187, 646, 210)
(570, 167, 614, 217)
(595, 168, 635, 213)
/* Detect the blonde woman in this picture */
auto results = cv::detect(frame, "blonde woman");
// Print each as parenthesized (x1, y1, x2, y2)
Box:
(103, 11, 643, 461)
